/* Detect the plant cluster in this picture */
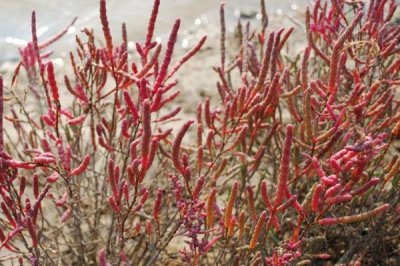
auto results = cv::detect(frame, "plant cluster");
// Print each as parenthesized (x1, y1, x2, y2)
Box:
(0, 0, 399, 265)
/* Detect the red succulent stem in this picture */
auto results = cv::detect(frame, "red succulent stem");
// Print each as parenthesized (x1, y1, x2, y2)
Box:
(328, 11, 363, 102)
(153, 19, 180, 92)
(274, 124, 294, 207)
(100, 0, 113, 58)
(172, 120, 194, 175)
(145, 0, 160, 48)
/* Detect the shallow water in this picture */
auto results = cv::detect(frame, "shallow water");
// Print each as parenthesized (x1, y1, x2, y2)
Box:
(0, 0, 308, 62)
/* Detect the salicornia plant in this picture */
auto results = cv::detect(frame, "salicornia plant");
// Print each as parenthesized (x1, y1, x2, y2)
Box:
(0, 0, 399, 265)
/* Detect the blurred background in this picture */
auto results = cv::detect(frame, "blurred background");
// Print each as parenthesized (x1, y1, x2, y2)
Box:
(0, 0, 307, 62)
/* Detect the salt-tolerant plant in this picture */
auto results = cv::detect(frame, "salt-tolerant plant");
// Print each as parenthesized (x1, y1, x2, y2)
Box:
(0, 0, 399, 265)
